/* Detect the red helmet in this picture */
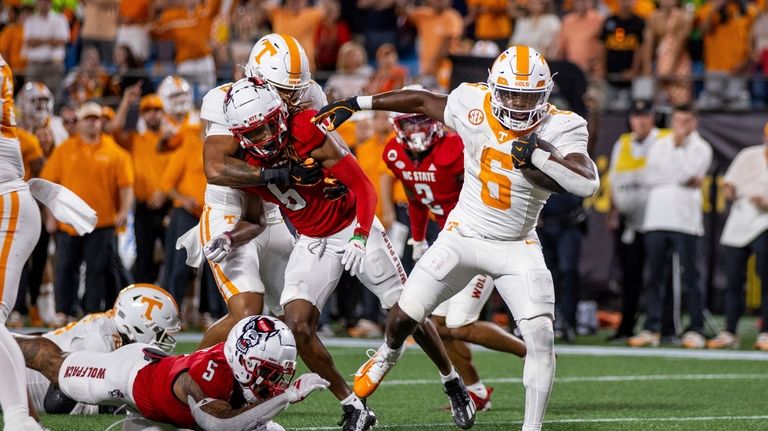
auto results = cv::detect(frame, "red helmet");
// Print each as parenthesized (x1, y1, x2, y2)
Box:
(390, 112, 444, 153)
(224, 77, 289, 160)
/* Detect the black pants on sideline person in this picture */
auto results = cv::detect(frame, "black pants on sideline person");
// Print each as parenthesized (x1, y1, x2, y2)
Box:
(132, 201, 170, 283)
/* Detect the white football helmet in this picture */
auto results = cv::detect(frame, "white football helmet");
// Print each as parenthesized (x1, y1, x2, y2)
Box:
(157, 75, 193, 116)
(487, 45, 554, 131)
(224, 77, 289, 160)
(245, 34, 311, 92)
(18, 82, 54, 127)
(113, 284, 181, 352)
(390, 85, 444, 152)
(224, 316, 297, 404)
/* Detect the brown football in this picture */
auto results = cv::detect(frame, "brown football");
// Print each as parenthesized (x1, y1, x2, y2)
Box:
(521, 167, 565, 193)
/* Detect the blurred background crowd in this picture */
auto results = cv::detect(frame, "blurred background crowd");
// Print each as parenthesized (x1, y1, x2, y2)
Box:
(2, 0, 767, 350)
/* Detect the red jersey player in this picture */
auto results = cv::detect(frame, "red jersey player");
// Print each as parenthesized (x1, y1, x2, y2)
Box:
(383, 109, 527, 411)
(221, 77, 473, 430)
(18, 316, 329, 431)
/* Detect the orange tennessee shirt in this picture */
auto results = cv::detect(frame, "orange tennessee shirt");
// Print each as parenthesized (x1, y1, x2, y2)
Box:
(153, 0, 223, 63)
(408, 7, 464, 76)
(160, 133, 206, 214)
(356, 133, 407, 218)
(18, 128, 44, 181)
(41, 134, 134, 234)
(120, 0, 149, 23)
(131, 130, 174, 202)
(0, 23, 26, 71)
(467, 0, 512, 40)
(698, 2, 756, 72)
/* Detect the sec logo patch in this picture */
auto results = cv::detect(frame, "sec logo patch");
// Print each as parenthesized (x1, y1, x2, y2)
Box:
(387, 149, 398, 161)
(468, 109, 484, 125)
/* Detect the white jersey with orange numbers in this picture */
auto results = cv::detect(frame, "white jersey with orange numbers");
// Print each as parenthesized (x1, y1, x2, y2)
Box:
(43, 311, 120, 353)
(442, 83, 590, 241)
(0, 56, 24, 189)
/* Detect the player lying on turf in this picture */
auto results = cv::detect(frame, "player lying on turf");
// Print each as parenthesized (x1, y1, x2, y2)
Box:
(17, 315, 328, 431)
(17, 284, 180, 416)
(313, 45, 599, 431)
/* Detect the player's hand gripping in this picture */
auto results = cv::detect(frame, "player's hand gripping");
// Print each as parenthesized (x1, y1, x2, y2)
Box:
(341, 234, 367, 276)
(204, 232, 234, 263)
(311, 97, 361, 131)
(322, 178, 348, 200)
(285, 373, 330, 404)
(260, 158, 322, 187)
(510, 133, 539, 168)
(408, 238, 429, 261)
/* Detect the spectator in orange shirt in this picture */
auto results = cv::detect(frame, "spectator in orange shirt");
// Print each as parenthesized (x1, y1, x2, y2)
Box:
(0, 5, 33, 81)
(402, 0, 464, 79)
(152, 0, 230, 94)
(152, 129, 216, 314)
(367, 43, 409, 94)
(265, 0, 326, 70)
(41, 102, 134, 320)
(554, 0, 605, 76)
(464, 0, 513, 52)
(112, 86, 176, 283)
(698, 0, 757, 74)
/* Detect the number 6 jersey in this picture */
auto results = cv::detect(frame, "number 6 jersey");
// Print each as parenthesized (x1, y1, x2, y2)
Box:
(442, 82, 591, 241)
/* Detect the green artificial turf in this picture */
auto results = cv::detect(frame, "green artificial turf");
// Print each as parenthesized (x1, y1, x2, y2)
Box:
(6, 342, 768, 431)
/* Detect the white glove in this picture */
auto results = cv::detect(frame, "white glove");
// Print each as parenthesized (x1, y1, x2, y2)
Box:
(408, 238, 429, 261)
(285, 373, 330, 404)
(204, 232, 234, 263)
(341, 236, 366, 276)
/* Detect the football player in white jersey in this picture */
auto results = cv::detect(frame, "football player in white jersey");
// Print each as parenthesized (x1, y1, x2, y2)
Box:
(194, 34, 327, 350)
(21, 284, 180, 415)
(0, 56, 46, 431)
(16, 81, 69, 146)
(314, 45, 600, 431)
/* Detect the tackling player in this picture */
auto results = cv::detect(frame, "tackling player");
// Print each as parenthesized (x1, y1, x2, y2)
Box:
(314, 45, 600, 431)
(384, 102, 527, 411)
(223, 77, 475, 430)
(18, 315, 328, 431)
(21, 284, 180, 415)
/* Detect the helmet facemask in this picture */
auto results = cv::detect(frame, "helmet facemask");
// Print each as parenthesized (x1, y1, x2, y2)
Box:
(488, 80, 552, 131)
(165, 90, 193, 116)
(391, 114, 443, 153)
(148, 321, 178, 353)
(237, 357, 296, 403)
(231, 107, 288, 160)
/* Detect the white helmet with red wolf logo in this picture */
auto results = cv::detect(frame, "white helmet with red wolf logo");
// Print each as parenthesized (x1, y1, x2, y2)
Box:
(224, 315, 297, 404)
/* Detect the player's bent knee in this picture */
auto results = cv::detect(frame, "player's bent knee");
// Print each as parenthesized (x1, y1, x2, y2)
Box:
(397, 299, 429, 324)
(448, 324, 474, 341)
(518, 316, 555, 354)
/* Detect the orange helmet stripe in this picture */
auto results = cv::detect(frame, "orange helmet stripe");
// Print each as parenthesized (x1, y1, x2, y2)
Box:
(119, 283, 180, 312)
(280, 34, 302, 78)
(515, 45, 530, 82)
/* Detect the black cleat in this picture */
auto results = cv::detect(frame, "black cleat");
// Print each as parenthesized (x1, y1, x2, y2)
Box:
(444, 377, 476, 429)
(339, 402, 378, 431)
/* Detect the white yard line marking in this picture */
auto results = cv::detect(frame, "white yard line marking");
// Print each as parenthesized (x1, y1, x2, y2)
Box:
(293, 415, 768, 430)
(381, 373, 768, 386)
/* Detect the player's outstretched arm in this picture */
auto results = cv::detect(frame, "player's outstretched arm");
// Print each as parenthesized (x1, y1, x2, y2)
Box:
(312, 89, 449, 131)
(15, 334, 67, 385)
(181, 372, 329, 431)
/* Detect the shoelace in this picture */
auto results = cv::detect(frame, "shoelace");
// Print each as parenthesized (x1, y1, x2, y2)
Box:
(446, 379, 471, 409)
(363, 349, 393, 381)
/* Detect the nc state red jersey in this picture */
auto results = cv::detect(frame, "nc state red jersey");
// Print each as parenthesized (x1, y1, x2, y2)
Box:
(242, 110, 356, 237)
(383, 133, 464, 228)
(132, 343, 234, 429)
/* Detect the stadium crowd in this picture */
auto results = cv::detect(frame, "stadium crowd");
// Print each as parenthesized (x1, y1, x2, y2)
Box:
(1, 0, 767, 353)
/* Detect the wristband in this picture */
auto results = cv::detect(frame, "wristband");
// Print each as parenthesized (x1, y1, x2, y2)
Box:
(223, 231, 235, 246)
(356, 96, 373, 110)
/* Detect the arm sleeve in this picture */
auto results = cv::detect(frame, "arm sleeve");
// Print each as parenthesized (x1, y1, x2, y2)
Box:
(160, 149, 186, 193)
(407, 197, 430, 242)
(116, 149, 134, 188)
(188, 393, 293, 431)
(328, 154, 377, 238)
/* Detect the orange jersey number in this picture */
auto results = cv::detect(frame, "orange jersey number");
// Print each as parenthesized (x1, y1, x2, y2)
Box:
(479, 147, 513, 210)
